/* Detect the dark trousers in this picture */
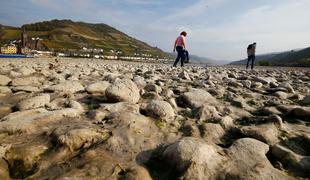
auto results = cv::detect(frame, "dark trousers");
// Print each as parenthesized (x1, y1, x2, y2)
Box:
(246, 55, 255, 69)
(173, 46, 185, 67)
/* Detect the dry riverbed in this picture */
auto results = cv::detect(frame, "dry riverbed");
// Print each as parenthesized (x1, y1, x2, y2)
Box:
(0, 58, 309, 179)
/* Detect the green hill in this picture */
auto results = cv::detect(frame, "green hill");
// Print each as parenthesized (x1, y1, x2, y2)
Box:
(230, 47, 310, 67)
(0, 19, 168, 57)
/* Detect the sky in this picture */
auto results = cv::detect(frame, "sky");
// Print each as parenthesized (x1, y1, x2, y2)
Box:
(1, 0, 310, 61)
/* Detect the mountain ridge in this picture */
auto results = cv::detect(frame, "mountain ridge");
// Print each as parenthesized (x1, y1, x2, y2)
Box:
(230, 47, 310, 67)
(0, 19, 168, 57)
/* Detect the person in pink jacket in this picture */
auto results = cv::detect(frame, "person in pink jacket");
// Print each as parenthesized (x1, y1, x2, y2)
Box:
(173, 31, 187, 67)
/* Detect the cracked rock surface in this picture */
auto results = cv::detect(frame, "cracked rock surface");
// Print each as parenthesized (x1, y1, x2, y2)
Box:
(0, 58, 309, 179)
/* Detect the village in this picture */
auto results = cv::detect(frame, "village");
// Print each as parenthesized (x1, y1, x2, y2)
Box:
(0, 30, 169, 61)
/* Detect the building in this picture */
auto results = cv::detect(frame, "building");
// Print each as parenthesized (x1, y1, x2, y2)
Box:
(21, 47, 32, 54)
(1, 45, 17, 54)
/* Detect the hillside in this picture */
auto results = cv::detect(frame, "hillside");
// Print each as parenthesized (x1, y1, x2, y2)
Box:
(231, 47, 310, 67)
(0, 19, 168, 57)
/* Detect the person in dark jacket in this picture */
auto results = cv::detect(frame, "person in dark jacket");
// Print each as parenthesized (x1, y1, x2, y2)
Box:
(246, 42, 256, 70)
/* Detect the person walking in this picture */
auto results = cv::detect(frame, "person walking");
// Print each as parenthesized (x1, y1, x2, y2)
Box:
(246, 42, 256, 70)
(173, 31, 187, 67)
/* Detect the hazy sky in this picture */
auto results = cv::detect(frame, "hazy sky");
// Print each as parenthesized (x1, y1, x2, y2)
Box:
(1, 0, 310, 60)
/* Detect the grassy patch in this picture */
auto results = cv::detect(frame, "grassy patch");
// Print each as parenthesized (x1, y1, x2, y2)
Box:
(155, 119, 166, 129)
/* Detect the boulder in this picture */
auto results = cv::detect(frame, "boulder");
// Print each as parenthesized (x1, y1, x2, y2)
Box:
(230, 97, 254, 111)
(241, 80, 251, 89)
(162, 137, 223, 173)
(274, 91, 288, 99)
(200, 123, 225, 144)
(271, 144, 310, 178)
(241, 124, 280, 145)
(145, 100, 175, 120)
(0, 75, 11, 86)
(105, 79, 140, 104)
(133, 76, 146, 89)
(278, 83, 295, 93)
(86, 81, 110, 94)
(197, 105, 221, 121)
(122, 166, 152, 180)
(301, 95, 310, 105)
(0, 101, 84, 134)
(178, 71, 191, 80)
(226, 138, 294, 180)
(181, 88, 217, 108)
(106, 112, 159, 155)
(17, 94, 50, 111)
(4, 141, 48, 179)
(220, 116, 235, 129)
(11, 86, 41, 92)
(144, 84, 162, 94)
(251, 82, 263, 88)
(253, 77, 276, 85)
(290, 107, 310, 121)
(12, 77, 41, 86)
(256, 106, 282, 116)
(0, 86, 12, 94)
(45, 81, 84, 93)
(54, 127, 108, 151)
(15, 67, 35, 76)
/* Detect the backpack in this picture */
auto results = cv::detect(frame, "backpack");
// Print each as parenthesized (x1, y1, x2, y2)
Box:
(184, 50, 190, 63)
(247, 44, 253, 50)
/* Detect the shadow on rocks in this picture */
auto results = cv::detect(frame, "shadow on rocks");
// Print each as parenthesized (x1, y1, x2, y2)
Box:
(135, 145, 183, 180)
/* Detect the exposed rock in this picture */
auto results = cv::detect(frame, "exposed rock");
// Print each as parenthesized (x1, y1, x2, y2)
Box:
(54, 127, 108, 151)
(45, 81, 85, 93)
(301, 95, 310, 105)
(0, 58, 308, 179)
(197, 105, 221, 121)
(178, 71, 191, 80)
(11, 86, 41, 92)
(253, 76, 276, 85)
(0, 101, 84, 134)
(133, 76, 146, 89)
(15, 67, 35, 76)
(0, 86, 12, 94)
(228, 79, 243, 88)
(274, 91, 288, 99)
(180, 88, 217, 108)
(17, 94, 50, 111)
(290, 107, 310, 121)
(162, 137, 223, 173)
(12, 77, 41, 86)
(145, 100, 175, 120)
(241, 80, 251, 89)
(0, 75, 11, 86)
(278, 82, 295, 93)
(256, 106, 282, 116)
(251, 82, 263, 88)
(241, 124, 280, 145)
(105, 79, 140, 103)
(200, 123, 225, 144)
(267, 115, 284, 129)
(226, 138, 292, 180)
(230, 97, 254, 111)
(220, 116, 235, 129)
(154, 137, 293, 179)
(144, 84, 162, 94)
(86, 81, 110, 94)
(122, 166, 152, 180)
(271, 144, 310, 178)
(106, 112, 159, 155)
